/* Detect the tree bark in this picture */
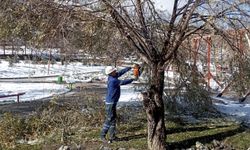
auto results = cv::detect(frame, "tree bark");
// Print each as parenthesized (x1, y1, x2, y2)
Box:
(143, 63, 166, 150)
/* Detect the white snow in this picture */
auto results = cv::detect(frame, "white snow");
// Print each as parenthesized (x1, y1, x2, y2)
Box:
(0, 60, 104, 78)
(0, 83, 67, 103)
(0, 59, 141, 103)
(212, 96, 250, 125)
(119, 85, 141, 102)
(1, 59, 250, 126)
(0, 59, 105, 103)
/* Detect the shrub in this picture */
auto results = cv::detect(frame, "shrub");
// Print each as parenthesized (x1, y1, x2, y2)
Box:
(0, 113, 27, 148)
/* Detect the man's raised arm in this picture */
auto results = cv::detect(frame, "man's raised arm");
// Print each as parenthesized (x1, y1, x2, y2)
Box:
(117, 67, 131, 77)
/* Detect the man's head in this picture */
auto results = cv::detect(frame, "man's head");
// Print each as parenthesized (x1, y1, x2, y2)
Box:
(105, 66, 117, 76)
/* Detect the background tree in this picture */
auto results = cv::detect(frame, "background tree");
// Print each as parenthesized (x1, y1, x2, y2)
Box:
(0, 0, 129, 61)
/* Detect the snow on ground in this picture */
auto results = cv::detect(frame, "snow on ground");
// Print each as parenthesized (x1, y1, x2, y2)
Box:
(1, 59, 250, 125)
(0, 83, 67, 103)
(0, 59, 105, 103)
(0, 60, 105, 78)
(119, 85, 141, 102)
(213, 96, 250, 125)
(0, 59, 141, 103)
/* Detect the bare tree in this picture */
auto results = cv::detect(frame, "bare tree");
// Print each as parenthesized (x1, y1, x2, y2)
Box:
(91, 0, 250, 149)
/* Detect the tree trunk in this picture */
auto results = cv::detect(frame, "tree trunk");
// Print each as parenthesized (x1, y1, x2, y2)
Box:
(143, 63, 166, 150)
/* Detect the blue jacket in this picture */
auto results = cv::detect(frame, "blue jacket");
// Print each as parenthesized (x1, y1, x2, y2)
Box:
(105, 67, 134, 104)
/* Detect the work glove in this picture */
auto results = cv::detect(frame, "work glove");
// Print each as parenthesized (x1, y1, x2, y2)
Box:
(133, 64, 140, 78)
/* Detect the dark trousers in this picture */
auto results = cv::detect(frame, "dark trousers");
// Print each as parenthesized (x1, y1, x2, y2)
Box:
(100, 103, 117, 140)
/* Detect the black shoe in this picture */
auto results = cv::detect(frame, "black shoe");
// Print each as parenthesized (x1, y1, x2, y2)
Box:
(108, 136, 119, 143)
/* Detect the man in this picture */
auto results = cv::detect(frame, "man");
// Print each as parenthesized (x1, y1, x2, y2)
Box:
(100, 66, 135, 143)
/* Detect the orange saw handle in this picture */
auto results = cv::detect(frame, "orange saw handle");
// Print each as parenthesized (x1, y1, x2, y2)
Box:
(133, 64, 140, 78)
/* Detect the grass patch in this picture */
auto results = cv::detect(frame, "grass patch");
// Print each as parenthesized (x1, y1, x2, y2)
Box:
(7, 144, 42, 150)
(0, 93, 249, 149)
(167, 122, 243, 149)
(225, 130, 250, 149)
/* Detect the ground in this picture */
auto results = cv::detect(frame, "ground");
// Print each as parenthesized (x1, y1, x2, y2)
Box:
(0, 82, 250, 150)
(0, 82, 106, 116)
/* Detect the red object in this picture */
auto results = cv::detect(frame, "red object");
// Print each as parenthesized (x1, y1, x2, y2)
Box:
(133, 65, 140, 77)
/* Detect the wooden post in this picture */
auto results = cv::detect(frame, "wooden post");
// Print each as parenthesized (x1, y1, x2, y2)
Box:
(207, 37, 212, 90)
(17, 95, 20, 103)
(12, 40, 14, 55)
(3, 40, 6, 55)
(0, 92, 25, 103)
(48, 50, 51, 74)
(24, 43, 27, 55)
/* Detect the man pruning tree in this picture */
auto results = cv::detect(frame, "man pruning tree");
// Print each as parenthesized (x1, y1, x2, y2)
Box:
(100, 65, 140, 143)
